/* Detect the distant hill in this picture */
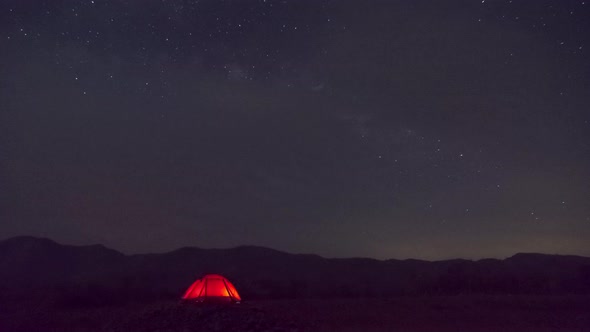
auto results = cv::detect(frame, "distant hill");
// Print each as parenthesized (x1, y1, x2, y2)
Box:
(1, 236, 590, 307)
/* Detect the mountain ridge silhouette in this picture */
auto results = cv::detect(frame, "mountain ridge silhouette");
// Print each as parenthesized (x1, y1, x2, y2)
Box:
(1, 236, 589, 306)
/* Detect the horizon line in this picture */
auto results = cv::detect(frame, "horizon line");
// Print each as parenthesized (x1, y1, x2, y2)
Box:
(2, 234, 588, 263)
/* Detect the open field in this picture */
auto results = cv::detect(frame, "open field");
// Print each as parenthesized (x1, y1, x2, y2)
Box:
(2, 295, 589, 332)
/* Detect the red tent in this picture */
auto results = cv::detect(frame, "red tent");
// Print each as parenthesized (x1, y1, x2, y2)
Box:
(182, 274, 241, 303)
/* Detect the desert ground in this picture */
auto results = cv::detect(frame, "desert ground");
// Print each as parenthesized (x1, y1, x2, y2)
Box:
(2, 295, 589, 332)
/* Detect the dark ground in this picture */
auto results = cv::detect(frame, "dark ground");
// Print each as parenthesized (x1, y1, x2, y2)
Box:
(1, 295, 589, 332)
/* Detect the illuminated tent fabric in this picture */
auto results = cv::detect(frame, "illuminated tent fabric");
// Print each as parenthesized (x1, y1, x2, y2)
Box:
(182, 274, 241, 303)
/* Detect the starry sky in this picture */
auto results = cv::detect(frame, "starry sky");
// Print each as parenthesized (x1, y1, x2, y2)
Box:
(1, 0, 589, 260)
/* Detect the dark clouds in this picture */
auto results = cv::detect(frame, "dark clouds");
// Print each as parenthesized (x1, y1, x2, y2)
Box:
(1, 0, 589, 259)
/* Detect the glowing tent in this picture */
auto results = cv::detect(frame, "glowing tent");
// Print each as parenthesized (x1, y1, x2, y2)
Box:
(182, 274, 241, 303)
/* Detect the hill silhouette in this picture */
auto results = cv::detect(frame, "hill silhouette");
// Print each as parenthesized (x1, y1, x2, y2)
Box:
(1, 236, 590, 307)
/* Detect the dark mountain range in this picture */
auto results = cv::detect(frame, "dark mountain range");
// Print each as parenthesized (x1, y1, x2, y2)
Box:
(1, 236, 589, 307)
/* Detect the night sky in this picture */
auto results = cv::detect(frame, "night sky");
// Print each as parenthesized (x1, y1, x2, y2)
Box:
(1, 0, 589, 260)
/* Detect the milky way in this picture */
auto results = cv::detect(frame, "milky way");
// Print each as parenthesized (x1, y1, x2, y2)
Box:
(1, 0, 589, 259)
